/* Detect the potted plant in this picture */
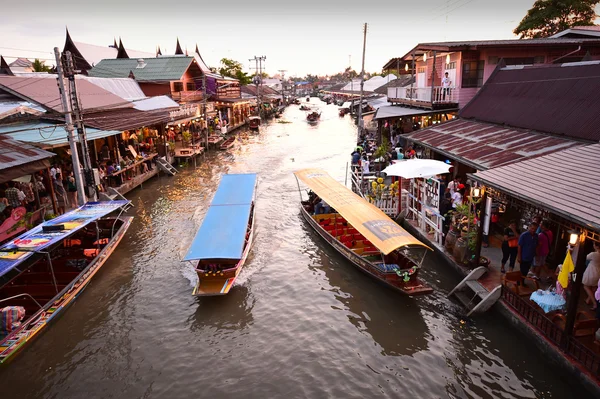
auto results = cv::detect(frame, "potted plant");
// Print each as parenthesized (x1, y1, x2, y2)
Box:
(372, 137, 391, 172)
(182, 131, 192, 147)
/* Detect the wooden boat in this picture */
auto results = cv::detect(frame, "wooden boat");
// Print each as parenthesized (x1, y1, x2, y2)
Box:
(0, 201, 132, 364)
(219, 136, 235, 150)
(294, 168, 432, 296)
(306, 97, 310, 102)
(307, 111, 321, 124)
(183, 174, 257, 296)
(248, 116, 261, 130)
(299, 105, 311, 111)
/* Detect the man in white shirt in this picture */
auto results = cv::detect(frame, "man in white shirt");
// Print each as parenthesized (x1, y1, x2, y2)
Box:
(361, 155, 370, 174)
(441, 72, 452, 100)
(451, 184, 465, 209)
(447, 177, 458, 196)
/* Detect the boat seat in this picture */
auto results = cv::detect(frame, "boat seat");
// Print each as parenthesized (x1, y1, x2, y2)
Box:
(351, 248, 364, 255)
(352, 233, 363, 240)
(374, 263, 399, 273)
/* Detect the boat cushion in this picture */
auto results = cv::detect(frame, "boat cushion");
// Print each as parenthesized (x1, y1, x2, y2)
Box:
(0, 306, 26, 335)
(374, 263, 399, 273)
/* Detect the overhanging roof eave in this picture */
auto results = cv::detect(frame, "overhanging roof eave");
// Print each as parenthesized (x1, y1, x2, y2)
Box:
(468, 172, 600, 233)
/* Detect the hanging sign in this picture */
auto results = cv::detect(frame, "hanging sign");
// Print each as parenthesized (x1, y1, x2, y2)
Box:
(169, 104, 199, 121)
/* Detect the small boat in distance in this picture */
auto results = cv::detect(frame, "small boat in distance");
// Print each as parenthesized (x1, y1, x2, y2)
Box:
(248, 116, 261, 130)
(219, 136, 235, 150)
(0, 201, 132, 364)
(183, 174, 257, 296)
(306, 97, 310, 102)
(307, 111, 321, 124)
(299, 105, 311, 111)
(294, 169, 432, 296)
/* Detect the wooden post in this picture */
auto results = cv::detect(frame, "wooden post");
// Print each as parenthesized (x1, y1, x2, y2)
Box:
(472, 191, 488, 268)
(430, 50, 437, 104)
(46, 168, 58, 215)
(562, 235, 588, 347)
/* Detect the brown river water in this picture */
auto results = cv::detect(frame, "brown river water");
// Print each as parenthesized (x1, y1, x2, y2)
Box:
(0, 99, 593, 398)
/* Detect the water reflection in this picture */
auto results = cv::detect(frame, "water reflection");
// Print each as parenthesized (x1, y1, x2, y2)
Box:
(188, 285, 255, 334)
(302, 223, 430, 357)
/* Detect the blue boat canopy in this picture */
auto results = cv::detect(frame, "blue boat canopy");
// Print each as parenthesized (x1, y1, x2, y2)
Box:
(183, 173, 257, 261)
(0, 201, 129, 278)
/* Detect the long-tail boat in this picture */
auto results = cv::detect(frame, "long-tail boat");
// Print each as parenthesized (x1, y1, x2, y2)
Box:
(219, 136, 235, 150)
(307, 111, 321, 124)
(0, 201, 132, 364)
(248, 116, 261, 130)
(294, 168, 432, 295)
(183, 174, 257, 296)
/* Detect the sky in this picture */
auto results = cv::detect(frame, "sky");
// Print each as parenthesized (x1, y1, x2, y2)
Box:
(1, 0, 599, 77)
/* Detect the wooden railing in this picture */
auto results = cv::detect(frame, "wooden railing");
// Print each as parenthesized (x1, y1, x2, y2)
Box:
(387, 86, 458, 105)
(502, 286, 600, 380)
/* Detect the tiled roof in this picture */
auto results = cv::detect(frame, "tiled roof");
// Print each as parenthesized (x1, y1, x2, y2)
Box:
(88, 56, 194, 81)
(470, 144, 600, 232)
(8, 58, 32, 68)
(459, 61, 600, 142)
(406, 119, 582, 170)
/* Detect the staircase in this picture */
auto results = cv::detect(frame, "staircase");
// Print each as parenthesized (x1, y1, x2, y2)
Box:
(448, 266, 501, 317)
(156, 157, 177, 176)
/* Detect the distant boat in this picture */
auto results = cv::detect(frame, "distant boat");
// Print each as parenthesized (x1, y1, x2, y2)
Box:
(299, 105, 311, 111)
(306, 97, 310, 102)
(307, 111, 321, 124)
(248, 116, 261, 130)
(183, 174, 258, 296)
(0, 201, 132, 364)
(294, 168, 433, 296)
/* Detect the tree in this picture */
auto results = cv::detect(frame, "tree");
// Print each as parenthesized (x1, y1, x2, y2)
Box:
(31, 59, 52, 73)
(513, 0, 599, 38)
(217, 58, 252, 85)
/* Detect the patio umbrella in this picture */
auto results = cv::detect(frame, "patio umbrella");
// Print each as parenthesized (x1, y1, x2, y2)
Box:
(381, 159, 451, 179)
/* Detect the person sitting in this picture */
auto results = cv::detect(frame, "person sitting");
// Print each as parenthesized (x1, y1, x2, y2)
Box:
(314, 198, 331, 215)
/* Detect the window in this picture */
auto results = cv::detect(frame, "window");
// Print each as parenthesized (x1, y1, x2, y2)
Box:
(186, 82, 195, 91)
(445, 61, 456, 70)
(173, 82, 183, 92)
(461, 60, 484, 88)
(417, 67, 426, 74)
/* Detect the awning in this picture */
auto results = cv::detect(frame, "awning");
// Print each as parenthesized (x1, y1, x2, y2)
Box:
(373, 106, 436, 120)
(183, 174, 257, 261)
(0, 135, 55, 183)
(0, 201, 129, 278)
(294, 168, 430, 254)
(406, 119, 582, 170)
(469, 143, 600, 232)
(0, 122, 122, 149)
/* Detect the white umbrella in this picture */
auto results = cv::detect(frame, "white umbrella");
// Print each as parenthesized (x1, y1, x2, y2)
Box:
(381, 159, 451, 179)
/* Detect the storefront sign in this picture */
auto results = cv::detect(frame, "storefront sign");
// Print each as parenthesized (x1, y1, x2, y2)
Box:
(169, 104, 199, 121)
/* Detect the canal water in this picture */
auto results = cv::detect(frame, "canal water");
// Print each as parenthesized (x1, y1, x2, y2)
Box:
(0, 99, 593, 399)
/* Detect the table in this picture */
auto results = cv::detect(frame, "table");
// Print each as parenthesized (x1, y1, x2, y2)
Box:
(530, 290, 566, 313)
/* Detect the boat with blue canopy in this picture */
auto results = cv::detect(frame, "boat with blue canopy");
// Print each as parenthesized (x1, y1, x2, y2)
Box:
(0, 201, 132, 363)
(183, 173, 257, 296)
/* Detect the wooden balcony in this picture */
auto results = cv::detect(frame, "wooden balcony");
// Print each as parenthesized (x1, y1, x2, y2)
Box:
(171, 91, 204, 102)
(387, 86, 459, 110)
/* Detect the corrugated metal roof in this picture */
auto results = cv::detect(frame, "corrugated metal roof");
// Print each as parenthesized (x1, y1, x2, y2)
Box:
(406, 119, 582, 170)
(0, 122, 122, 149)
(81, 77, 146, 101)
(373, 106, 435, 120)
(470, 144, 600, 232)
(0, 76, 132, 113)
(8, 58, 32, 68)
(0, 135, 54, 170)
(0, 101, 45, 118)
(88, 56, 194, 81)
(418, 37, 600, 49)
(459, 62, 600, 142)
(132, 96, 178, 111)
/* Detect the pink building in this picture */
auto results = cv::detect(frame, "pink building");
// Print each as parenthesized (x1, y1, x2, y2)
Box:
(383, 30, 600, 110)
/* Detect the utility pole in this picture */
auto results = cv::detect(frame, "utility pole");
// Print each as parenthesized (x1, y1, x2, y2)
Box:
(278, 69, 287, 104)
(249, 56, 266, 119)
(54, 47, 86, 205)
(63, 51, 97, 201)
(357, 23, 368, 137)
(202, 69, 208, 153)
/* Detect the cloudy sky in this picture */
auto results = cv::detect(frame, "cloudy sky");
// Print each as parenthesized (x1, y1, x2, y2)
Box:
(2, 1, 599, 77)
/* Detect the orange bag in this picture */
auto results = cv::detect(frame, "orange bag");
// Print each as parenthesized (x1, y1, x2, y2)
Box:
(508, 237, 519, 248)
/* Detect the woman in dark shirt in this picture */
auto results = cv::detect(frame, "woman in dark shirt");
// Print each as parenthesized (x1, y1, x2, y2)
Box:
(501, 219, 520, 273)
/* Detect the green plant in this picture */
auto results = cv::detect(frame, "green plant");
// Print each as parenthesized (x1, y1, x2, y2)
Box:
(44, 213, 58, 221)
(182, 131, 192, 145)
(373, 137, 391, 160)
(452, 203, 478, 251)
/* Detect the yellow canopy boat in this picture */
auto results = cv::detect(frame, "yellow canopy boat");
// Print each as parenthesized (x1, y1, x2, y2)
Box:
(294, 168, 433, 296)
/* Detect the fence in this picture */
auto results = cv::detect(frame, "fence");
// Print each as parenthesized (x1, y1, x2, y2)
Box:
(502, 286, 600, 380)
(387, 86, 458, 104)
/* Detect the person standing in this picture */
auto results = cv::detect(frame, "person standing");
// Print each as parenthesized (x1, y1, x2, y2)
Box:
(67, 172, 78, 208)
(5, 181, 25, 208)
(518, 222, 539, 277)
(361, 154, 370, 174)
(351, 149, 361, 171)
(441, 72, 452, 100)
(451, 185, 465, 209)
(583, 242, 600, 310)
(531, 220, 553, 279)
(501, 220, 519, 273)
(53, 172, 68, 215)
